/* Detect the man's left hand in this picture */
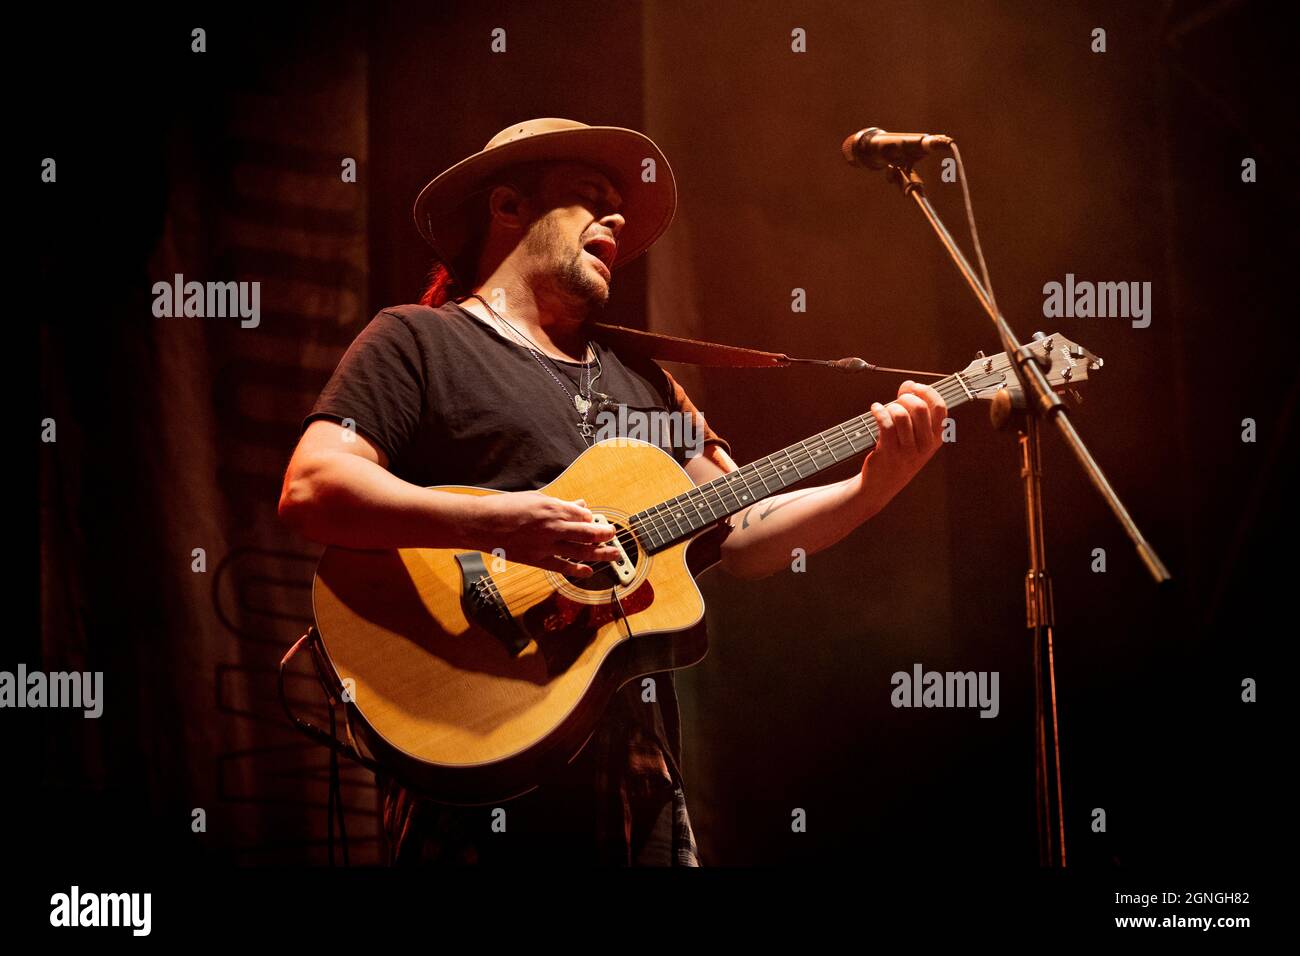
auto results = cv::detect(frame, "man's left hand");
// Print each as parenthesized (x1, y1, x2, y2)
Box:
(859, 380, 948, 500)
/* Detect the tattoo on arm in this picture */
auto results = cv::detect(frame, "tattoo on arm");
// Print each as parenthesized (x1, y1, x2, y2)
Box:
(739, 488, 826, 529)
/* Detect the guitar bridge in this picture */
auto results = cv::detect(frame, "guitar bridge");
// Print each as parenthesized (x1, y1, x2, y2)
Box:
(455, 551, 531, 657)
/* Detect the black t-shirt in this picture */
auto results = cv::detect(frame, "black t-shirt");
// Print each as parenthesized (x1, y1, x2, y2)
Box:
(303, 300, 730, 490)
(301, 300, 731, 788)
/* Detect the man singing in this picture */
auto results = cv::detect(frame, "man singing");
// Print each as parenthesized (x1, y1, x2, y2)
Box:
(278, 118, 946, 866)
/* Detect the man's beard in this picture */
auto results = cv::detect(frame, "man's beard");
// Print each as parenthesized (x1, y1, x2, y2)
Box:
(524, 218, 610, 314)
(555, 253, 609, 311)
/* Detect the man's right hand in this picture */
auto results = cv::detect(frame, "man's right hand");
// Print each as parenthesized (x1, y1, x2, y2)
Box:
(468, 491, 620, 577)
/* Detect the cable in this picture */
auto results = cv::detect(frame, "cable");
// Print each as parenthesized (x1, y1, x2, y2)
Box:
(328, 704, 350, 866)
(949, 142, 1000, 318)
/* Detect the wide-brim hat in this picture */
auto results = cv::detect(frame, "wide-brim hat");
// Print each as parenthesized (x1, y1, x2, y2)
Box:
(413, 118, 677, 285)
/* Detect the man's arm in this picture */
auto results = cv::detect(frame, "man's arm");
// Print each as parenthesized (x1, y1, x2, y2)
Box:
(278, 420, 480, 549)
(683, 381, 947, 581)
(278, 420, 620, 573)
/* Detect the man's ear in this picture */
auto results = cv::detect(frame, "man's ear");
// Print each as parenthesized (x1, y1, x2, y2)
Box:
(487, 183, 531, 231)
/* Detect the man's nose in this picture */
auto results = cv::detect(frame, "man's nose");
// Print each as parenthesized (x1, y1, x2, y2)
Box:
(602, 211, 626, 238)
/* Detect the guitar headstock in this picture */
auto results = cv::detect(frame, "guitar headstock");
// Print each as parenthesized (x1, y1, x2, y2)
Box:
(957, 333, 1102, 401)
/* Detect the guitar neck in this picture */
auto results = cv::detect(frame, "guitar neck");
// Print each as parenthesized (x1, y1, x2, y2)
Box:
(631, 371, 975, 553)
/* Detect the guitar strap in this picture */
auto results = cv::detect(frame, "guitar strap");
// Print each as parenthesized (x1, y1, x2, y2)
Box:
(589, 322, 795, 368)
(591, 322, 948, 380)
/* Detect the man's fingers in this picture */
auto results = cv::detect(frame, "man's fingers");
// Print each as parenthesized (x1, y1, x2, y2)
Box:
(536, 555, 594, 577)
(549, 496, 593, 522)
(870, 401, 904, 454)
(900, 380, 948, 430)
(870, 401, 894, 438)
(899, 381, 948, 442)
(556, 520, 617, 543)
(887, 400, 916, 451)
(554, 540, 620, 563)
(894, 393, 931, 445)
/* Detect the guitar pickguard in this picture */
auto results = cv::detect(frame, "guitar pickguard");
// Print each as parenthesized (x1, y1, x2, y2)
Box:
(521, 580, 657, 676)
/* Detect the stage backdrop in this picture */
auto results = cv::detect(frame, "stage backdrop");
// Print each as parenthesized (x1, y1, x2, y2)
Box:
(634, 0, 1285, 866)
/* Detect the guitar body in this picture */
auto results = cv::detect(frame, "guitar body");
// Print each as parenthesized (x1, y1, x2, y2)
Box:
(311, 439, 713, 806)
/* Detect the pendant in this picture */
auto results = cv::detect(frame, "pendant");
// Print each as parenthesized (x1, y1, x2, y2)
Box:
(574, 394, 591, 414)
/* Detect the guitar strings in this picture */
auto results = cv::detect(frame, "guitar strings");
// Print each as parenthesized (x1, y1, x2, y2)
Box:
(518, 376, 970, 583)
(487, 374, 976, 605)
(487, 374, 980, 609)
(536, 374, 973, 564)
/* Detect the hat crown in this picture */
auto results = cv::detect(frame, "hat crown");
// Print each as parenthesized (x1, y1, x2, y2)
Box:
(413, 118, 676, 283)
(484, 118, 590, 152)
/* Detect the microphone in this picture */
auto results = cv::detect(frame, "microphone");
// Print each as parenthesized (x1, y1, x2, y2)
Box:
(841, 127, 954, 170)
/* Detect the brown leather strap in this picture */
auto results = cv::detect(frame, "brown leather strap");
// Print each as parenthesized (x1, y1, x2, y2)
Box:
(590, 322, 792, 368)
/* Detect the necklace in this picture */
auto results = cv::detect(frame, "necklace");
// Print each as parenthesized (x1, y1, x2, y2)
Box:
(467, 294, 608, 443)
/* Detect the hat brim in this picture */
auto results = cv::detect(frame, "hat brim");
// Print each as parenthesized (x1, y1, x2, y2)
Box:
(413, 125, 676, 283)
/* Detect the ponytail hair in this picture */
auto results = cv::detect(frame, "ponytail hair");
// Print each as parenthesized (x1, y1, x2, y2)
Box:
(419, 261, 462, 308)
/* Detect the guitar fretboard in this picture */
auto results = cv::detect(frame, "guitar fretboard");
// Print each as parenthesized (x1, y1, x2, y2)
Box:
(629, 371, 975, 553)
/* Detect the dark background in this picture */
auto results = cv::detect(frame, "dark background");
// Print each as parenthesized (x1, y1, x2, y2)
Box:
(27, 0, 1289, 871)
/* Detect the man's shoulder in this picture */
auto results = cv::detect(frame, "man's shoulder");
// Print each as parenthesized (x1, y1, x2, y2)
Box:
(356, 302, 476, 352)
(374, 301, 462, 329)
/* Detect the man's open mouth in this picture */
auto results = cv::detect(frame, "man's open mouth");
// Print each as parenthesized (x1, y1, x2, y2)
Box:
(582, 235, 617, 275)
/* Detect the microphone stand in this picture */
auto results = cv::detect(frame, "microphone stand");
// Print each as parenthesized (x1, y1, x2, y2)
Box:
(882, 163, 1171, 868)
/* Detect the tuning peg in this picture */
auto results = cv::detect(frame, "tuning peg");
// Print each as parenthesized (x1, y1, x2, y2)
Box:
(974, 350, 985, 359)
(1068, 387, 1084, 406)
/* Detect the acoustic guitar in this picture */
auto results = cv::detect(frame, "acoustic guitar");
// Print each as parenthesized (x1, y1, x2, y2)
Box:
(311, 334, 1100, 804)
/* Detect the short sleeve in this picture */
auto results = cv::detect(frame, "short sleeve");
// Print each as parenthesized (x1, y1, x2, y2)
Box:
(302, 309, 426, 464)
(660, 367, 733, 462)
